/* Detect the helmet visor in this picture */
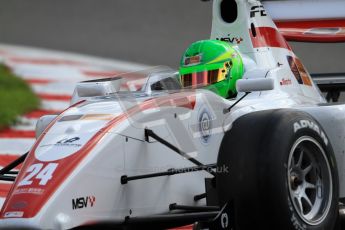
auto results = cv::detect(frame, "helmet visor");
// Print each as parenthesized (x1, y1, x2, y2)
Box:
(180, 65, 229, 88)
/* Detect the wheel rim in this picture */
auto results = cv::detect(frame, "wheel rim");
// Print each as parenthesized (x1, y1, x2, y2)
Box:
(287, 136, 333, 225)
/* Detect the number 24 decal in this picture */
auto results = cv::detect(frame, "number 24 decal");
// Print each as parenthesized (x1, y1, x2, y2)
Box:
(18, 163, 58, 186)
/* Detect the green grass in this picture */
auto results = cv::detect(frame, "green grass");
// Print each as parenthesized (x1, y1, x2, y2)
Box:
(0, 64, 40, 130)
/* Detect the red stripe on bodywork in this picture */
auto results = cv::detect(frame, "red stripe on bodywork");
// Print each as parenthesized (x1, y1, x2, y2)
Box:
(0, 129, 35, 138)
(37, 93, 71, 101)
(0, 155, 23, 170)
(0, 101, 86, 218)
(0, 155, 24, 197)
(82, 70, 148, 82)
(82, 70, 122, 77)
(1, 94, 196, 218)
(250, 26, 291, 50)
(276, 19, 345, 43)
(0, 184, 13, 198)
(140, 92, 196, 111)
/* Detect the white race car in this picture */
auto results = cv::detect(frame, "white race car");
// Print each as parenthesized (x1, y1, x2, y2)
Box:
(1, 0, 345, 229)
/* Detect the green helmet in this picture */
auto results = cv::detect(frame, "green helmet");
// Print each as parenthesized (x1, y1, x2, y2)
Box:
(179, 40, 244, 98)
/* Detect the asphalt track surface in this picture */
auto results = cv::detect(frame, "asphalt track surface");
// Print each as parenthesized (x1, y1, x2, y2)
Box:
(0, 0, 344, 73)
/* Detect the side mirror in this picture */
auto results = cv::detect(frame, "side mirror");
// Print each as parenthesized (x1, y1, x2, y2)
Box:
(76, 77, 122, 97)
(236, 78, 274, 93)
(35, 115, 57, 138)
(70, 77, 122, 105)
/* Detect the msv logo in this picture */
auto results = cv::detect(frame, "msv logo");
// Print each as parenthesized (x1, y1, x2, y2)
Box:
(72, 196, 96, 210)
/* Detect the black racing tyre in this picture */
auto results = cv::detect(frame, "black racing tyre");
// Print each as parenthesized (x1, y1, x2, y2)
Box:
(216, 109, 339, 230)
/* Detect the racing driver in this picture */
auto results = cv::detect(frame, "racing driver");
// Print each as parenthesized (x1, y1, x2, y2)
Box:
(179, 40, 244, 98)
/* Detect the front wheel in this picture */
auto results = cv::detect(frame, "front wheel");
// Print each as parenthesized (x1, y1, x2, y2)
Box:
(216, 109, 339, 230)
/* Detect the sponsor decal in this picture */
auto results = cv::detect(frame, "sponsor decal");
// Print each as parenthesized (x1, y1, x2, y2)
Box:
(72, 196, 96, 210)
(287, 56, 313, 86)
(199, 109, 212, 144)
(250, 5, 267, 18)
(13, 188, 45, 195)
(11, 201, 27, 209)
(280, 78, 292, 86)
(216, 34, 243, 44)
(294, 120, 328, 145)
(221, 213, 229, 229)
(36, 133, 94, 161)
(288, 199, 307, 230)
(40, 137, 81, 148)
(4, 211, 24, 218)
(184, 54, 202, 66)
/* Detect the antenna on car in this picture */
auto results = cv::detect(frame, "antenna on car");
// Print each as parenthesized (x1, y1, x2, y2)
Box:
(223, 92, 251, 114)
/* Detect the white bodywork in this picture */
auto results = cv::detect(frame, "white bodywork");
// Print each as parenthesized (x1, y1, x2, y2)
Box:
(263, 0, 345, 21)
(0, 0, 344, 229)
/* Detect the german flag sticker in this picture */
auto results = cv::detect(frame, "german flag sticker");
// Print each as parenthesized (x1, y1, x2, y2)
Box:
(184, 54, 202, 66)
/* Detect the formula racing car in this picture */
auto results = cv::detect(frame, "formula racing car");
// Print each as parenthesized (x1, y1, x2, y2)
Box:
(1, 0, 345, 229)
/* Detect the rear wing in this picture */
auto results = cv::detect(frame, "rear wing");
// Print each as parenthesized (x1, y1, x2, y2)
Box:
(263, 1, 345, 43)
(311, 73, 345, 102)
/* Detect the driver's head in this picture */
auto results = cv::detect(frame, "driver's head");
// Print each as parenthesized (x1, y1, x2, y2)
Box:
(179, 40, 244, 98)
